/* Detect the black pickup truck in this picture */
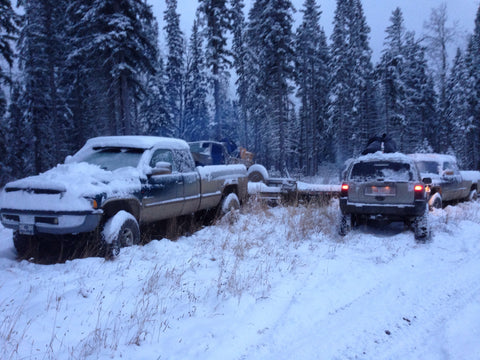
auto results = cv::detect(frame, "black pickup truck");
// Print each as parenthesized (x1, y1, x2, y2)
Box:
(0, 136, 248, 258)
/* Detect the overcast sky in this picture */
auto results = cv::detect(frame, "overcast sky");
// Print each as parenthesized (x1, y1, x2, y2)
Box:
(152, 0, 479, 62)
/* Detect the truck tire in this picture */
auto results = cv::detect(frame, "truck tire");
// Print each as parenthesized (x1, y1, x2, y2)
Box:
(221, 193, 240, 215)
(103, 212, 140, 259)
(247, 164, 269, 183)
(468, 189, 478, 202)
(428, 192, 442, 210)
(13, 232, 36, 259)
(414, 207, 430, 242)
(339, 213, 352, 236)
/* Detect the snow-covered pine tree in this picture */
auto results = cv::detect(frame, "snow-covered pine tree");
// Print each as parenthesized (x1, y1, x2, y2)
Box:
(66, 0, 158, 137)
(197, 0, 233, 140)
(184, 18, 210, 141)
(164, 0, 184, 138)
(349, 0, 376, 154)
(63, 2, 102, 152)
(376, 9, 437, 154)
(0, 0, 18, 183)
(245, 0, 268, 162)
(376, 8, 407, 146)
(0, 0, 19, 86)
(254, 0, 295, 174)
(424, 3, 456, 152)
(139, 52, 173, 137)
(231, 0, 249, 148)
(3, 82, 33, 181)
(295, 0, 330, 175)
(402, 31, 436, 153)
(17, 0, 69, 173)
(446, 49, 473, 167)
(329, 0, 375, 164)
(464, 5, 480, 169)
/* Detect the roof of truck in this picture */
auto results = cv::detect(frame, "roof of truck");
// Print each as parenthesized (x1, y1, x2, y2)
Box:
(408, 153, 457, 164)
(83, 136, 189, 150)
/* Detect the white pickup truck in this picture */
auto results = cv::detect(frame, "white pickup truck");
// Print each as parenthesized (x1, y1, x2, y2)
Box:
(0, 136, 248, 259)
(409, 153, 480, 209)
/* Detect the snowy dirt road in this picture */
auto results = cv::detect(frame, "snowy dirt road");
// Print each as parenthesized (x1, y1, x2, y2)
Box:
(1, 200, 480, 359)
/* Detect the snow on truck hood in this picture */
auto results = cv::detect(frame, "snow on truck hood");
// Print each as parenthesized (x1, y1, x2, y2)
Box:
(0, 162, 142, 212)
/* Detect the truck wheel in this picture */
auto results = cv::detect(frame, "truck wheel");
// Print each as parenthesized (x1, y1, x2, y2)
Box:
(428, 192, 442, 210)
(13, 232, 36, 259)
(414, 206, 430, 242)
(339, 213, 352, 236)
(468, 189, 478, 202)
(221, 193, 240, 215)
(247, 164, 269, 183)
(103, 211, 140, 259)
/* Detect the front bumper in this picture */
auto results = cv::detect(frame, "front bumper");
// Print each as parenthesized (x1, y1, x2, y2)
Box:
(339, 198, 426, 218)
(0, 209, 103, 235)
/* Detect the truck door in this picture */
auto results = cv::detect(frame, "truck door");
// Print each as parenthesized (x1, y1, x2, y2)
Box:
(451, 163, 468, 199)
(142, 149, 184, 222)
(442, 161, 461, 201)
(175, 149, 201, 214)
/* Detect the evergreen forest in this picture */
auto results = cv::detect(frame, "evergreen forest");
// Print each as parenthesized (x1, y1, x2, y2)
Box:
(1, 0, 480, 185)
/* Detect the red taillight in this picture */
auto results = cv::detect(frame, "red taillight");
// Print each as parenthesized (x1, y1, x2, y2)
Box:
(414, 185, 424, 192)
(414, 184, 424, 200)
(341, 183, 349, 197)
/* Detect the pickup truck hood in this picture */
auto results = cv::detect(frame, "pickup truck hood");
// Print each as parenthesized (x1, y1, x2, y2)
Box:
(0, 162, 142, 212)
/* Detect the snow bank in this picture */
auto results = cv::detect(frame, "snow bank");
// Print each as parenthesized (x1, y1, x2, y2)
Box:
(0, 200, 479, 359)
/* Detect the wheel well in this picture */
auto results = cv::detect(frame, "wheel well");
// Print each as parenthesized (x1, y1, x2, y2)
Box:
(101, 199, 141, 221)
(223, 185, 238, 197)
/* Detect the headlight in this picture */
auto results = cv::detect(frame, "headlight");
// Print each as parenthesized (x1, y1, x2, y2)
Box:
(85, 197, 99, 209)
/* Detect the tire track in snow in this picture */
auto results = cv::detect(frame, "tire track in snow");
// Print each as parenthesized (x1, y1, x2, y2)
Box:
(239, 222, 480, 360)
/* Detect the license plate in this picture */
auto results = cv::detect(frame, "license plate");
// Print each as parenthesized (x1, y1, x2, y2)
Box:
(19, 223, 35, 235)
(365, 186, 396, 196)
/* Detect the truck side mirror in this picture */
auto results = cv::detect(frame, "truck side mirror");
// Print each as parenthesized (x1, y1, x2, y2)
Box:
(442, 170, 454, 181)
(151, 161, 172, 175)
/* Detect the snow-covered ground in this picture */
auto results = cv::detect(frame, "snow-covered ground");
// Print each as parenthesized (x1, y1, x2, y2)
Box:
(1, 199, 480, 360)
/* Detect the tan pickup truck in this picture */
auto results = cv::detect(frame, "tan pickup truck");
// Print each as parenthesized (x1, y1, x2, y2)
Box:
(409, 153, 480, 209)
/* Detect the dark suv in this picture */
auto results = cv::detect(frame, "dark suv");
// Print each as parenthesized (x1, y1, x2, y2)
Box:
(339, 152, 430, 241)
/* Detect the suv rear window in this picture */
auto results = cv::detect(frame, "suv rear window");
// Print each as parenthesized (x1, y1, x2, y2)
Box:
(350, 161, 413, 182)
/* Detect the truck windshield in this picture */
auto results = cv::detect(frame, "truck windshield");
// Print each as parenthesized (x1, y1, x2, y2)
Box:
(351, 161, 413, 182)
(415, 161, 440, 175)
(75, 147, 145, 171)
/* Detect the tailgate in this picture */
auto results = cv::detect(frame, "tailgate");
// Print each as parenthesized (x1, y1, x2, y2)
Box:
(348, 181, 415, 205)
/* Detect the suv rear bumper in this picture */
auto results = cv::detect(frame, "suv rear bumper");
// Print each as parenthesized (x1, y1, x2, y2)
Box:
(339, 198, 426, 218)
(0, 209, 103, 235)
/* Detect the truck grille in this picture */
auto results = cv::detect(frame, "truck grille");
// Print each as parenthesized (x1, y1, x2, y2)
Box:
(5, 187, 63, 195)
